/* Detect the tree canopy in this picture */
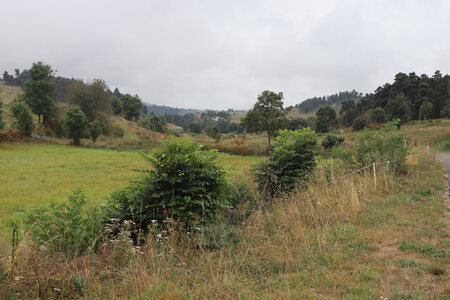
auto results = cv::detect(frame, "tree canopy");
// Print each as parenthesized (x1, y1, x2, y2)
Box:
(24, 62, 55, 124)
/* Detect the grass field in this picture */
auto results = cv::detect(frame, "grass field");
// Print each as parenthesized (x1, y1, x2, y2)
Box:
(0, 143, 259, 234)
(2, 146, 448, 298)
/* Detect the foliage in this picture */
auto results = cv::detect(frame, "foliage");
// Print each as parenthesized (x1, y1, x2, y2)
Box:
(356, 71, 449, 121)
(89, 120, 102, 142)
(0, 97, 4, 130)
(64, 105, 89, 145)
(315, 105, 337, 133)
(205, 125, 221, 141)
(65, 79, 113, 121)
(121, 94, 142, 120)
(246, 90, 287, 146)
(112, 97, 123, 115)
(442, 103, 450, 118)
(149, 115, 165, 133)
(419, 101, 433, 120)
(26, 189, 104, 257)
(10, 100, 33, 135)
(352, 116, 367, 131)
(188, 121, 202, 133)
(107, 138, 229, 231)
(254, 128, 318, 198)
(322, 134, 344, 150)
(349, 120, 409, 172)
(370, 107, 387, 124)
(287, 117, 308, 130)
(340, 100, 358, 126)
(297, 90, 362, 113)
(24, 62, 55, 124)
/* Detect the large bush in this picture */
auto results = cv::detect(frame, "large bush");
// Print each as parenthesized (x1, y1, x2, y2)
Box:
(11, 100, 33, 136)
(26, 189, 104, 257)
(322, 134, 344, 150)
(64, 105, 89, 145)
(255, 128, 318, 198)
(340, 120, 410, 172)
(108, 138, 228, 231)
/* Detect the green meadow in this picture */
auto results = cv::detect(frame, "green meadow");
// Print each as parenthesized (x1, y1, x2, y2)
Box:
(0, 143, 259, 233)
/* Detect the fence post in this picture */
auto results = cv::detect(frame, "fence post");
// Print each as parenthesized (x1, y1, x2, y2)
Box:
(386, 161, 390, 172)
(373, 162, 376, 189)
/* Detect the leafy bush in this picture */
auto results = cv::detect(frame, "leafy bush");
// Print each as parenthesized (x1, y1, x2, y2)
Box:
(370, 107, 386, 124)
(107, 138, 229, 231)
(322, 134, 344, 150)
(352, 116, 366, 131)
(340, 120, 410, 172)
(64, 105, 89, 145)
(26, 189, 104, 257)
(113, 126, 125, 137)
(254, 128, 318, 198)
(11, 100, 34, 136)
(89, 120, 102, 142)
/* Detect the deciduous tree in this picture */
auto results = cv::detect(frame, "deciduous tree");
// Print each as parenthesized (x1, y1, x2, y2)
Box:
(24, 62, 54, 124)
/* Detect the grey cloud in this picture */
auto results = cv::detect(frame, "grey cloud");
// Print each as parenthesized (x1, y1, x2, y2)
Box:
(1, 0, 449, 109)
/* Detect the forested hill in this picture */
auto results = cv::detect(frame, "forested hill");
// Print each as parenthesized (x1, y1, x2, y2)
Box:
(144, 103, 201, 116)
(296, 90, 362, 113)
(2, 68, 207, 116)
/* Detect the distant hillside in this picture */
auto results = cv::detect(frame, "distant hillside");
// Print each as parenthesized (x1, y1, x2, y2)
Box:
(0, 80, 22, 104)
(144, 103, 200, 116)
(296, 90, 362, 113)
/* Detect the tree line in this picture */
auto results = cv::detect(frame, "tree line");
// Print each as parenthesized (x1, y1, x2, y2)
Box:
(241, 70, 450, 147)
(1, 62, 151, 144)
(296, 90, 362, 113)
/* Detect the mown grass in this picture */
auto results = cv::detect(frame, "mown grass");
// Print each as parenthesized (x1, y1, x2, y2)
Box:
(0, 143, 259, 235)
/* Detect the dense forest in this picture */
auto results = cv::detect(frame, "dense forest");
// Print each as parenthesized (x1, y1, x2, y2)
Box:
(296, 90, 362, 113)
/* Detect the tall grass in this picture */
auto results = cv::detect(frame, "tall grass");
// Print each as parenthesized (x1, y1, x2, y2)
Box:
(1, 150, 413, 299)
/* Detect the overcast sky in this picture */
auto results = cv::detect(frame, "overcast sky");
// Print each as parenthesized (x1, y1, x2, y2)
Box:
(1, 0, 449, 109)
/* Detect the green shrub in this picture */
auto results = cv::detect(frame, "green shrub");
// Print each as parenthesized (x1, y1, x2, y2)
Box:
(352, 116, 366, 131)
(25, 189, 104, 257)
(254, 128, 318, 198)
(107, 138, 229, 231)
(370, 107, 387, 124)
(113, 126, 125, 137)
(342, 120, 410, 172)
(64, 105, 89, 145)
(321, 134, 344, 150)
(11, 100, 34, 136)
(89, 119, 102, 142)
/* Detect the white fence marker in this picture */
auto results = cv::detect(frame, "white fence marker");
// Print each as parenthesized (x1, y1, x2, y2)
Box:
(373, 162, 376, 189)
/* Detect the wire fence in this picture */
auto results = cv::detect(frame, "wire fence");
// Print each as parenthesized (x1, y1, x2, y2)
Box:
(326, 158, 405, 189)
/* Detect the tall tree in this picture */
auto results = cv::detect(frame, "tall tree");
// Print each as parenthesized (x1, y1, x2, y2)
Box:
(250, 90, 287, 147)
(121, 94, 142, 120)
(24, 62, 54, 124)
(315, 105, 337, 133)
(419, 101, 433, 120)
(386, 93, 411, 123)
(340, 100, 357, 126)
